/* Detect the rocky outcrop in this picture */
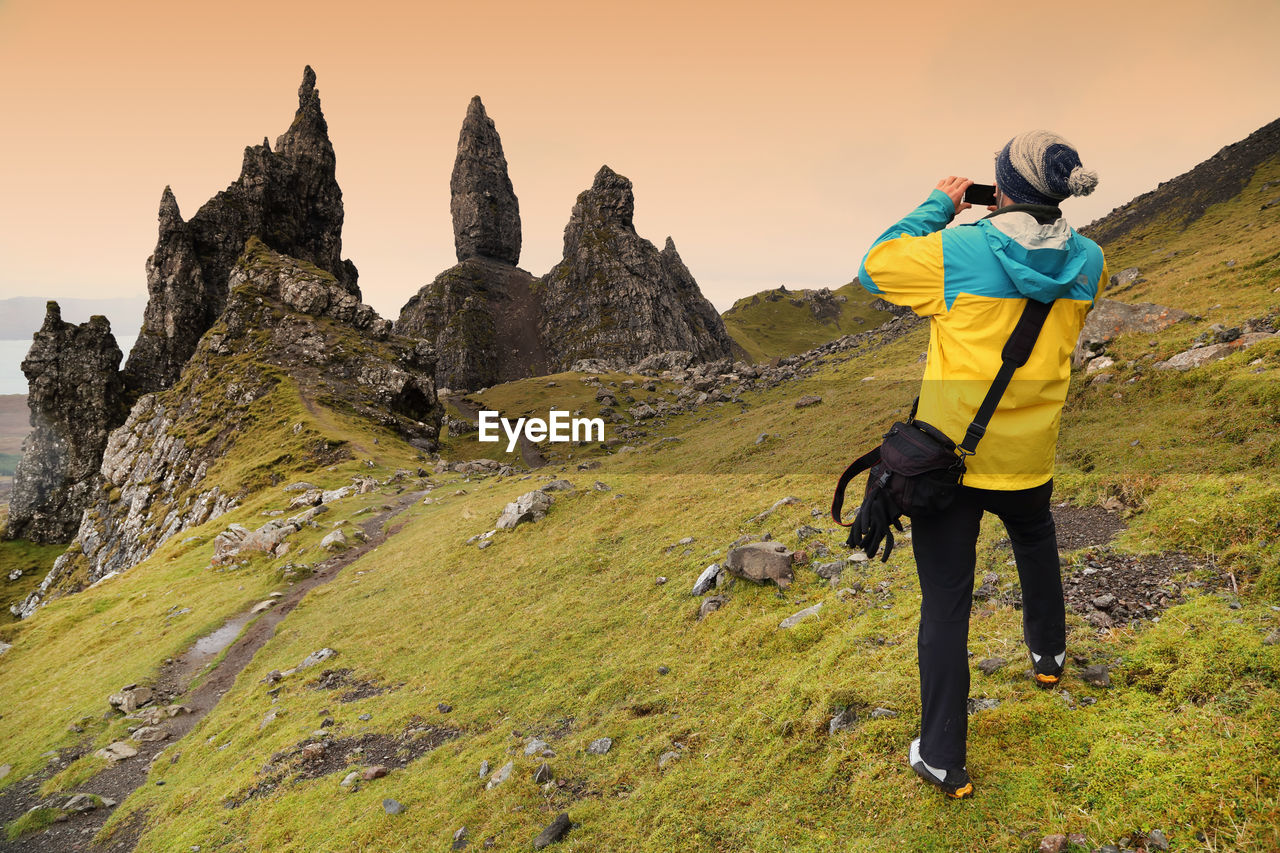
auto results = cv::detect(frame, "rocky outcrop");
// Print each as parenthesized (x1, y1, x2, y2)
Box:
(537, 166, 734, 370)
(396, 258, 546, 392)
(123, 66, 358, 397)
(396, 97, 545, 390)
(14, 243, 440, 619)
(5, 304, 127, 543)
(398, 102, 732, 390)
(451, 96, 521, 265)
(1073, 298, 1192, 366)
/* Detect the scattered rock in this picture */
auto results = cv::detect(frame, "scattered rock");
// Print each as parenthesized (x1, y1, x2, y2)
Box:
(794, 394, 822, 408)
(966, 697, 1000, 714)
(828, 707, 857, 735)
(320, 529, 348, 551)
(340, 771, 359, 787)
(131, 726, 169, 743)
(95, 742, 138, 763)
(108, 685, 154, 714)
(587, 737, 613, 755)
(383, 798, 405, 815)
(779, 602, 822, 629)
(657, 750, 681, 770)
(691, 563, 721, 595)
(532, 812, 572, 849)
(699, 595, 728, 619)
(298, 648, 337, 670)
(524, 738, 548, 756)
(362, 765, 389, 781)
(1155, 332, 1276, 370)
(869, 708, 898, 719)
(1147, 828, 1170, 850)
(1081, 664, 1111, 687)
(485, 760, 513, 789)
(63, 794, 98, 813)
(976, 657, 1007, 676)
(496, 490, 553, 529)
(533, 762, 552, 784)
(540, 479, 575, 492)
(724, 541, 795, 589)
(813, 561, 844, 580)
(1038, 834, 1067, 853)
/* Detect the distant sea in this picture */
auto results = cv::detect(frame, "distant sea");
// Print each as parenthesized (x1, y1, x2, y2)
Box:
(0, 336, 137, 395)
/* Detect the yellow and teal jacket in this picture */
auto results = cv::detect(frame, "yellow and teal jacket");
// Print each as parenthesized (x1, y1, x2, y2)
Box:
(858, 189, 1107, 490)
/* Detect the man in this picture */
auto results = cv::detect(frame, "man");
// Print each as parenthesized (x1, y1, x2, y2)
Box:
(856, 131, 1107, 799)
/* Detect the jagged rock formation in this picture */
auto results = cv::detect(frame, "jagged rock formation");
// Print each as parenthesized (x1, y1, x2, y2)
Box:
(5, 304, 128, 543)
(123, 66, 359, 397)
(537, 166, 734, 371)
(15, 242, 440, 619)
(452, 96, 521, 265)
(397, 102, 732, 390)
(397, 97, 546, 390)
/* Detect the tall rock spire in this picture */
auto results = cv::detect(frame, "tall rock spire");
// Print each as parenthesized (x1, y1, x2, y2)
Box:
(123, 65, 357, 397)
(5, 303, 127, 543)
(450, 96, 521, 265)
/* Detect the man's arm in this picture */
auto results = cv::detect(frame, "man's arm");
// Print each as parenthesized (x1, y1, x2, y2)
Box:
(858, 178, 974, 317)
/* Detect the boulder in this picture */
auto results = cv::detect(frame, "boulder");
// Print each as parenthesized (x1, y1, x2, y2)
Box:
(724, 541, 795, 589)
(496, 490, 553, 529)
(1073, 299, 1191, 365)
(108, 685, 154, 714)
(1154, 332, 1276, 370)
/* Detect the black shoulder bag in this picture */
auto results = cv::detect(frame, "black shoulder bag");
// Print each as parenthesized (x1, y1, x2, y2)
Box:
(831, 298, 1053, 561)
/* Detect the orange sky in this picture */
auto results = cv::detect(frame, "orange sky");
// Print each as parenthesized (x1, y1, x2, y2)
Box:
(1, 0, 1277, 324)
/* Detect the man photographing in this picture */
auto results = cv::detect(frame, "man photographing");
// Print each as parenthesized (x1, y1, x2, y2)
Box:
(856, 131, 1107, 798)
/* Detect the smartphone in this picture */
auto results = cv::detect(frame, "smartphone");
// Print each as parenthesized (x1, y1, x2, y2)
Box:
(963, 183, 997, 206)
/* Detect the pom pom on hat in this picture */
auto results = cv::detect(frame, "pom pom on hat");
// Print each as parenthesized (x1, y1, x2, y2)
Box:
(1067, 165, 1098, 197)
(995, 130, 1098, 205)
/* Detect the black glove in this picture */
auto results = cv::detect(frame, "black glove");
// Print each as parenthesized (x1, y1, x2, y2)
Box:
(846, 485, 904, 562)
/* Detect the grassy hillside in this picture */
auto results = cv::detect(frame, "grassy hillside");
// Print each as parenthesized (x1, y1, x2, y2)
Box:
(0, 141, 1278, 851)
(722, 282, 892, 363)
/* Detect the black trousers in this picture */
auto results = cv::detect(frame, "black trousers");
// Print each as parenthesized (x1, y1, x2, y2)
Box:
(909, 478, 1064, 769)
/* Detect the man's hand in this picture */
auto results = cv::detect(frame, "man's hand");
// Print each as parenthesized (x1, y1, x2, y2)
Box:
(936, 176, 974, 216)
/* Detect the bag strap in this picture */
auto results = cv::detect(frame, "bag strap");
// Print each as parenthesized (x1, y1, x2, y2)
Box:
(831, 445, 882, 526)
(959, 298, 1053, 454)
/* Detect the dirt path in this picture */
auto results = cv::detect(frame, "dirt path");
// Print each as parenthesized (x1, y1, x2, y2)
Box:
(449, 394, 547, 468)
(0, 490, 427, 852)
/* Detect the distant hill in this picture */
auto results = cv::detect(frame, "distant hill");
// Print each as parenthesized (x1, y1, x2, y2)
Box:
(0, 296, 146, 341)
(721, 281, 893, 363)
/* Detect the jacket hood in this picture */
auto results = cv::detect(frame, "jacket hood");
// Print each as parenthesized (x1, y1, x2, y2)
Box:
(979, 211, 1092, 302)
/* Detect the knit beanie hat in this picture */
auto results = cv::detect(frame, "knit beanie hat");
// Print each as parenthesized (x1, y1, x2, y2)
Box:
(995, 130, 1098, 206)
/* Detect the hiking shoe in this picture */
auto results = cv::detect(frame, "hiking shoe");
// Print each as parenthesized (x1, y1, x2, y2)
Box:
(909, 738, 973, 799)
(1029, 649, 1066, 688)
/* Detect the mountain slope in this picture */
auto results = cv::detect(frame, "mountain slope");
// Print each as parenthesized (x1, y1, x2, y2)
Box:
(1, 124, 1278, 852)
